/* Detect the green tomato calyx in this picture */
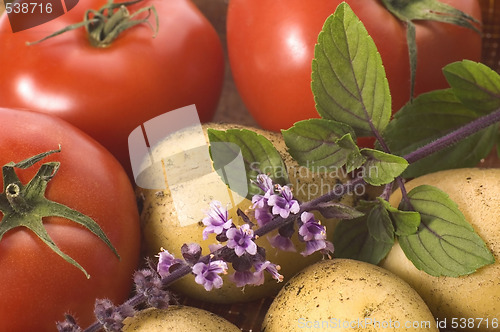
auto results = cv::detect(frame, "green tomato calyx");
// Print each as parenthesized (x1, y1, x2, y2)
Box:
(26, 0, 159, 48)
(0, 146, 120, 279)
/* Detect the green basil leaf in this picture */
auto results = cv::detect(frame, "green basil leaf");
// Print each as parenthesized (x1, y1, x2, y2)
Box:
(335, 134, 366, 173)
(398, 185, 495, 277)
(333, 202, 394, 265)
(443, 60, 500, 115)
(360, 149, 408, 186)
(383, 89, 497, 178)
(367, 202, 395, 244)
(378, 198, 420, 236)
(311, 2, 391, 138)
(208, 128, 289, 199)
(281, 119, 356, 169)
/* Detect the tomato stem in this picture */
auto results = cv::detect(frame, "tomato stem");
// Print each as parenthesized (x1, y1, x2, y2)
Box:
(26, 0, 159, 47)
(5, 183, 31, 214)
(0, 148, 120, 279)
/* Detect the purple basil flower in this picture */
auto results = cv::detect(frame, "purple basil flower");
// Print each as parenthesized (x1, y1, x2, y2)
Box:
(254, 206, 273, 227)
(94, 299, 135, 332)
(298, 212, 326, 241)
(252, 193, 268, 209)
(268, 234, 296, 252)
(267, 185, 300, 218)
(56, 315, 82, 332)
(226, 223, 258, 257)
(208, 243, 223, 253)
(202, 201, 233, 240)
(192, 260, 228, 291)
(254, 173, 274, 193)
(302, 239, 335, 257)
(229, 270, 259, 288)
(298, 212, 334, 257)
(253, 260, 283, 285)
(157, 248, 182, 278)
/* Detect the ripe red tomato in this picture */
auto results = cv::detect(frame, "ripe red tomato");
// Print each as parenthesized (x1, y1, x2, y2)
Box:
(0, 108, 141, 331)
(0, 0, 224, 178)
(227, 0, 482, 137)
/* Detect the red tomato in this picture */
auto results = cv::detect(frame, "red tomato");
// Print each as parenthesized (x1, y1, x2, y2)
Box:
(0, 0, 224, 178)
(227, 0, 482, 138)
(0, 108, 141, 331)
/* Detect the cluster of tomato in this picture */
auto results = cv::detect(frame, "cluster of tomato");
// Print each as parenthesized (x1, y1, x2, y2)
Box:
(0, 0, 482, 331)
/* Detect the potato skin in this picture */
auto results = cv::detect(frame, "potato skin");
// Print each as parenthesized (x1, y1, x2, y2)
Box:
(381, 168, 500, 331)
(122, 306, 240, 332)
(136, 122, 355, 303)
(262, 259, 438, 331)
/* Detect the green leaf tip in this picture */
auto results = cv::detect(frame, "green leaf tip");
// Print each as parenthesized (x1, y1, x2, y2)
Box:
(282, 119, 361, 170)
(0, 147, 120, 279)
(311, 2, 391, 138)
(360, 149, 408, 186)
(443, 60, 500, 115)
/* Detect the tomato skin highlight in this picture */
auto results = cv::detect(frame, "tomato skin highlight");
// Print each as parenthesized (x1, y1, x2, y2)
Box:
(227, 0, 482, 135)
(0, 108, 141, 332)
(0, 0, 225, 178)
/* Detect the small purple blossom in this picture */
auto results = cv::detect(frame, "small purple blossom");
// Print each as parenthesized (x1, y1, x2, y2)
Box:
(251, 174, 274, 210)
(229, 260, 283, 287)
(254, 207, 273, 227)
(254, 260, 283, 284)
(226, 224, 258, 257)
(202, 201, 233, 240)
(157, 248, 182, 278)
(252, 193, 268, 209)
(229, 270, 258, 287)
(299, 212, 326, 241)
(94, 299, 135, 332)
(302, 239, 335, 257)
(268, 234, 296, 252)
(253, 173, 275, 193)
(181, 243, 202, 265)
(208, 243, 223, 253)
(267, 186, 300, 218)
(134, 269, 170, 308)
(298, 212, 334, 257)
(56, 315, 82, 332)
(192, 260, 228, 291)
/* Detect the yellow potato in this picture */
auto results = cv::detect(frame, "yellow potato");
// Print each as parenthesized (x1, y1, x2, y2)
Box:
(380, 168, 500, 331)
(122, 306, 240, 332)
(263, 258, 439, 331)
(135, 122, 356, 303)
